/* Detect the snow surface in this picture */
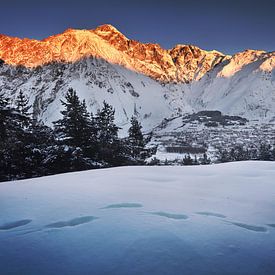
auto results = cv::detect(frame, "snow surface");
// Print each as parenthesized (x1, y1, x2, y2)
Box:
(1, 161, 275, 274)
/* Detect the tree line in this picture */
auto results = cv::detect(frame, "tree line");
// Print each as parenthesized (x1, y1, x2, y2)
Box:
(1, 87, 274, 181)
(216, 144, 275, 163)
(0, 88, 150, 182)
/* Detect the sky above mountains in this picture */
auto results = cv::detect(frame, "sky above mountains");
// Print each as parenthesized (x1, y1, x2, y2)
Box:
(1, 0, 274, 54)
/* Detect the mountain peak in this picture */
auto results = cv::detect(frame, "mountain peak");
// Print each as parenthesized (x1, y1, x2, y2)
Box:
(0, 24, 231, 82)
(93, 24, 128, 49)
(94, 24, 122, 34)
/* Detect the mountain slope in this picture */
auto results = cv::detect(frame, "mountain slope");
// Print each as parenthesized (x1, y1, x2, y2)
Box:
(186, 50, 275, 120)
(0, 57, 191, 133)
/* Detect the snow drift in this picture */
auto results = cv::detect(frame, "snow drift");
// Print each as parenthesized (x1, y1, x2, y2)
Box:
(1, 161, 275, 274)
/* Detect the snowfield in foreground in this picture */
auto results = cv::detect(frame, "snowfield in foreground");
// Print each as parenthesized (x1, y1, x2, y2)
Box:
(1, 161, 275, 275)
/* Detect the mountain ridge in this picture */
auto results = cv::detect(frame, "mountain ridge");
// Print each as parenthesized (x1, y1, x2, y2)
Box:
(0, 24, 229, 82)
(1, 24, 275, 131)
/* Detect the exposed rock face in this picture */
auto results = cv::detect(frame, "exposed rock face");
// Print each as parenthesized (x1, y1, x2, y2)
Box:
(169, 45, 228, 82)
(0, 24, 229, 82)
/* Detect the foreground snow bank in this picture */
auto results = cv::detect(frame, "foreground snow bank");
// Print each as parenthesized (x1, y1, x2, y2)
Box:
(1, 161, 275, 274)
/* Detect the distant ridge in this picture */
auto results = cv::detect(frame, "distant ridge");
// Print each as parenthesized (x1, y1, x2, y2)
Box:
(0, 24, 229, 82)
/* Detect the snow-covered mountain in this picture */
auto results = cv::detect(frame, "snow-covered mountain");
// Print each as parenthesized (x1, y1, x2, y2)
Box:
(186, 50, 275, 120)
(1, 24, 275, 132)
(0, 57, 192, 134)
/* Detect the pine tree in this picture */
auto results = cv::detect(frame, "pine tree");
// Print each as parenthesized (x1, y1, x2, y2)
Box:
(96, 101, 119, 146)
(218, 149, 229, 163)
(194, 155, 199, 165)
(53, 88, 91, 148)
(15, 90, 31, 128)
(26, 123, 56, 178)
(183, 154, 193, 165)
(258, 144, 272, 160)
(43, 144, 94, 175)
(201, 152, 211, 165)
(16, 90, 31, 116)
(0, 91, 34, 180)
(95, 101, 120, 164)
(52, 88, 99, 172)
(84, 111, 99, 159)
(128, 116, 145, 160)
(0, 92, 10, 180)
(0, 92, 10, 140)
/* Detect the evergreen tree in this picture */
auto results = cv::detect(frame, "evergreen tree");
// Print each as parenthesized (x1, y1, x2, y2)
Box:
(193, 155, 199, 165)
(95, 101, 120, 164)
(52, 88, 99, 172)
(26, 123, 56, 177)
(43, 144, 94, 175)
(248, 147, 258, 160)
(0, 91, 34, 180)
(84, 112, 99, 158)
(219, 149, 230, 162)
(148, 157, 160, 166)
(16, 90, 31, 116)
(229, 148, 236, 161)
(183, 154, 193, 165)
(15, 90, 32, 128)
(201, 152, 211, 165)
(0, 92, 10, 180)
(128, 116, 145, 160)
(53, 88, 91, 148)
(0, 92, 10, 140)
(96, 101, 119, 146)
(258, 144, 272, 160)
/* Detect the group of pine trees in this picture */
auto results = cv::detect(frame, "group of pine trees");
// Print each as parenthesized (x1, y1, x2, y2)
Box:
(217, 144, 275, 163)
(0, 88, 149, 182)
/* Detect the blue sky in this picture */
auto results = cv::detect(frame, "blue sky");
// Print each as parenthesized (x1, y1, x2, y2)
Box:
(1, 0, 275, 54)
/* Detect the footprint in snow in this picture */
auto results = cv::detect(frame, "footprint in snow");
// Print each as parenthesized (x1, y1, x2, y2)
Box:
(101, 203, 143, 209)
(45, 216, 98, 229)
(229, 221, 267, 232)
(196, 212, 226, 218)
(150, 211, 188, 220)
(0, 219, 32, 230)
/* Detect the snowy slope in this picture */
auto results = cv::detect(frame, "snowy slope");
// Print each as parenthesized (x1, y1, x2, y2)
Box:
(1, 161, 275, 274)
(1, 50, 275, 135)
(186, 50, 275, 120)
(0, 58, 191, 134)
